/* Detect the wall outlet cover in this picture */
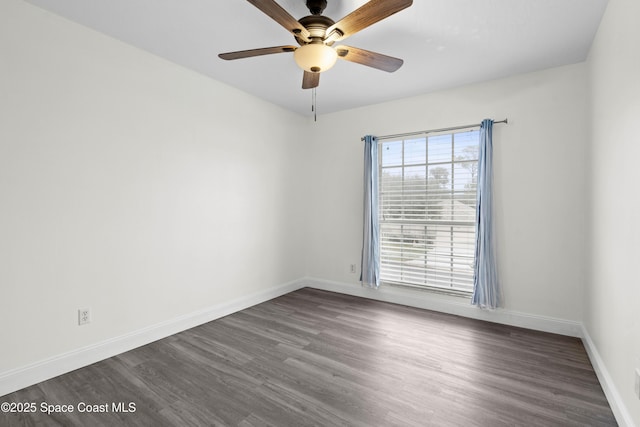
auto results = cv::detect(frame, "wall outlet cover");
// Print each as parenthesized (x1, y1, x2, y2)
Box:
(78, 308, 91, 326)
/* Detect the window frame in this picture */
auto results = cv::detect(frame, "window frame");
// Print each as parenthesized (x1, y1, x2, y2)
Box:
(377, 128, 480, 296)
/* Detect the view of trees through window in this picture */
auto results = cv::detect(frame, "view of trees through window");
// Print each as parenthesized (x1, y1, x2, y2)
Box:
(379, 130, 479, 293)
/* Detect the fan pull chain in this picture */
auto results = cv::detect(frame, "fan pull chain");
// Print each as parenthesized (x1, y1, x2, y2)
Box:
(312, 87, 317, 122)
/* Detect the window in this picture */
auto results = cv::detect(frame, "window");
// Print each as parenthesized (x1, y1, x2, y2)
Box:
(378, 129, 479, 294)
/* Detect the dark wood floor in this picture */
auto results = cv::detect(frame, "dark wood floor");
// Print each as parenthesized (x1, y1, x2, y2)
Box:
(1, 288, 616, 426)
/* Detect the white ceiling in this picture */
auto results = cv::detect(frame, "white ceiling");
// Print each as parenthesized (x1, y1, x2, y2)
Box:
(24, 0, 608, 115)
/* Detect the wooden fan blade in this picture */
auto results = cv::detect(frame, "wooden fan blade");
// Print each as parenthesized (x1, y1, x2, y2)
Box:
(246, 0, 310, 41)
(335, 45, 403, 72)
(327, 0, 412, 42)
(302, 71, 320, 89)
(218, 45, 297, 60)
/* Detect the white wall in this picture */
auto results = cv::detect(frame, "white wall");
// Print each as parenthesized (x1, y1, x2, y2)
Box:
(3, 2, 636, 424)
(0, 0, 307, 374)
(587, 0, 640, 424)
(306, 63, 590, 324)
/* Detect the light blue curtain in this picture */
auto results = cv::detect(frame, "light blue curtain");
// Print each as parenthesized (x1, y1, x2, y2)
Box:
(360, 135, 380, 288)
(472, 119, 501, 308)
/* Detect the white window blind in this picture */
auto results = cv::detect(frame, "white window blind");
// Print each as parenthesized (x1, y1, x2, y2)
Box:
(379, 129, 479, 294)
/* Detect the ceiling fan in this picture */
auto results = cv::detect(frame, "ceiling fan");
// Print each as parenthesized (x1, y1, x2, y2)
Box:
(219, 0, 413, 89)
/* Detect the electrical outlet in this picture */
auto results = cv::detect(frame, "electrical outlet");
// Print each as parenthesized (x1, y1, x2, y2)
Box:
(78, 308, 91, 326)
(635, 369, 640, 400)
(349, 263, 357, 274)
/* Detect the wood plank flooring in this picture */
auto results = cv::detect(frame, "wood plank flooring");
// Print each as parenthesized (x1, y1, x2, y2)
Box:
(1, 288, 617, 426)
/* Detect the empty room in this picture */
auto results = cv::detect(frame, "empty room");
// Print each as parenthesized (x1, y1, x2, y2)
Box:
(1, 0, 638, 425)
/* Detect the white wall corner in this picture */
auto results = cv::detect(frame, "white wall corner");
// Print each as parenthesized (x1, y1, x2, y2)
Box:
(581, 326, 636, 427)
(0, 279, 306, 397)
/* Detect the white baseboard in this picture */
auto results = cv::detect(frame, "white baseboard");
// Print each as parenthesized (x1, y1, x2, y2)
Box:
(302, 276, 583, 337)
(581, 326, 635, 427)
(0, 279, 305, 397)
(3, 276, 632, 427)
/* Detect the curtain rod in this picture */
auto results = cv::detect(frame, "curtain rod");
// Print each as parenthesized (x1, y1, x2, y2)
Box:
(361, 118, 508, 141)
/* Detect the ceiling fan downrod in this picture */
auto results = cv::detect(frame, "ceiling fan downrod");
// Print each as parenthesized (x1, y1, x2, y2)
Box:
(306, 0, 327, 15)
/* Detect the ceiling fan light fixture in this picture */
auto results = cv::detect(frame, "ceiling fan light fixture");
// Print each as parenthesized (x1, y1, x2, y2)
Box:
(294, 43, 337, 73)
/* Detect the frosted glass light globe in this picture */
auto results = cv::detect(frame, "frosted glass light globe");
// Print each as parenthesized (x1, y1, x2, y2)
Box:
(294, 43, 338, 73)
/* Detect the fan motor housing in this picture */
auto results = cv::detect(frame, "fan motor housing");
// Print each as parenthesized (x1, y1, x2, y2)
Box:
(296, 15, 335, 45)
